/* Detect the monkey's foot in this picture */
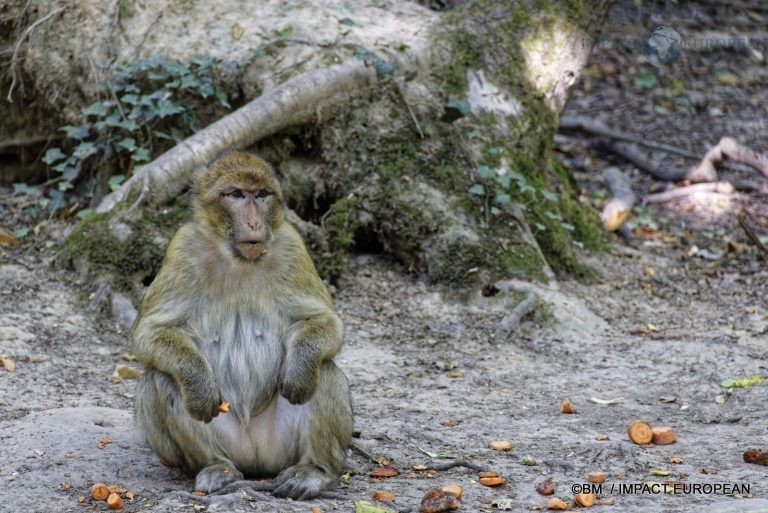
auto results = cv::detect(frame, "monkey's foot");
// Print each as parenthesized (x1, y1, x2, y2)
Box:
(194, 461, 244, 493)
(272, 464, 334, 500)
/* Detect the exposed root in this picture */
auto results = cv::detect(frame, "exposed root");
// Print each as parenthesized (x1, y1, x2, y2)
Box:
(97, 60, 378, 214)
(493, 282, 537, 341)
(7, 8, 64, 103)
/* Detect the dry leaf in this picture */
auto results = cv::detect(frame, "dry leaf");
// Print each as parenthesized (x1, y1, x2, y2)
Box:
(0, 228, 18, 247)
(111, 364, 140, 382)
(97, 437, 113, 449)
(232, 23, 244, 40)
(369, 466, 399, 478)
(0, 355, 15, 372)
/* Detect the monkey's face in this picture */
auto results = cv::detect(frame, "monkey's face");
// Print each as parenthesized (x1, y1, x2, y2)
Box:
(195, 152, 285, 262)
(221, 185, 278, 261)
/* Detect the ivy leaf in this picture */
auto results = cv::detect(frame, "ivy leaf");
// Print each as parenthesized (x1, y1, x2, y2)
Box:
(441, 98, 471, 123)
(155, 99, 185, 118)
(468, 184, 485, 196)
(76, 208, 94, 220)
(535, 223, 546, 231)
(339, 17, 355, 26)
(73, 142, 98, 159)
(634, 68, 658, 89)
(117, 138, 137, 152)
(494, 192, 512, 205)
(490, 206, 502, 216)
(131, 147, 150, 162)
(62, 166, 79, 180)
(541, 189, 558, 201)
(561, 222, 575, 231)
(545, 211, 563, 221)
(475, 165, 496, 179)
(108, 175, 126, 191)
(60, 124, 90, 140)
(14, 227, 30, 239)
(121, 94, 140, 104)
(58, 180, 73, 191)
(42, 147, 67, 165)
(215, 88, 230, 108)
(179, 74, 199, 89)
(81, 101, 110, 117)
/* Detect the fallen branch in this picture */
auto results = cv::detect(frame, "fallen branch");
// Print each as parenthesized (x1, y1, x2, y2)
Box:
(689, 136, 768, 180)
(560, 115, 703, 160)
(600, 167, 635, 232)
(643, 181, 735, 204)
(97, 60, 377, 214)
(494, 283, 537, 341)
(609, 141, 716, 183)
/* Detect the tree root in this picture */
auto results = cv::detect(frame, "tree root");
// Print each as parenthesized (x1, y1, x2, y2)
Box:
(97, 60, 378, 214)
(7, 8, 64, 102)
(494, 282, 537, 341)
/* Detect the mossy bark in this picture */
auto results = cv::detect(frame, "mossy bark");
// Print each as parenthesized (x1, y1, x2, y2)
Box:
(59, 0, 614, 297)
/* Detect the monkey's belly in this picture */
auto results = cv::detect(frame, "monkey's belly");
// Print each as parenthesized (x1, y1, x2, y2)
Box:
(197, 312, 285, 419)
(208, 394, 304, 475)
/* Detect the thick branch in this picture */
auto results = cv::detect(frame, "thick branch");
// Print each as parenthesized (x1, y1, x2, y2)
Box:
(97, 61, 376, 213)
(600, 167, 635, 232)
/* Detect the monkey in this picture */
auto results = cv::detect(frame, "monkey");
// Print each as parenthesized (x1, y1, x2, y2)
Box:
(130, 151, 353, 500)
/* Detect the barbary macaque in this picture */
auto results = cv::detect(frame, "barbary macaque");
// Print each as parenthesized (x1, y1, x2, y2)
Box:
(131, 151, 352, 499)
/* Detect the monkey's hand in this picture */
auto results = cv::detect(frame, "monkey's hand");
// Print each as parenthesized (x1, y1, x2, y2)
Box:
(279, 350, 320, 405)
(180, 363, 222, 423)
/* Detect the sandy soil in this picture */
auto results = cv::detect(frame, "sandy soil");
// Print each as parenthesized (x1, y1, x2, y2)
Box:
(2, 2, 768, 512)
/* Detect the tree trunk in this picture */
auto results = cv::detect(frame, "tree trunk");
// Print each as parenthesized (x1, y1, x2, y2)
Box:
(5, 0, 614, 300)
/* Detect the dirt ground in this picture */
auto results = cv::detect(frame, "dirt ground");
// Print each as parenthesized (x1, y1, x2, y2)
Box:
(2, 2, 768, 513)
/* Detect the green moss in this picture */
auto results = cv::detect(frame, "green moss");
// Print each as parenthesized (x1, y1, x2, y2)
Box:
(62, 198, 191, 301)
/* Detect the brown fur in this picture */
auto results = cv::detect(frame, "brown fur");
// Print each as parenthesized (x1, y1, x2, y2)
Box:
(131, 151, 352, 499)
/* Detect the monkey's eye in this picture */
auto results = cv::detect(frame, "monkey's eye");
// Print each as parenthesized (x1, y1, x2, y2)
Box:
(255, 189, 271, 199)
(229, 189, 245, 199)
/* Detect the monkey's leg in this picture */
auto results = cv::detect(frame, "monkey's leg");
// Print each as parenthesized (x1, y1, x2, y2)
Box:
(135, 370, 244, 492)
(272, 362, 353, 500)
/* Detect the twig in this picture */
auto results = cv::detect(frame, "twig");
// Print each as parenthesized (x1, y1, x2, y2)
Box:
(427, 460, 486, 472)
(560, 115, 703, 160)
(6, 8, 64, 102)
(600, 167, 635, 232)
(0, 134, 62, 150)
(608, 141, 715, 182)
(397, 81, 424, 139)
(643, 181, 735, 204)
(737, 213, 768, 255)
(494, 283, 537, 341)
(351, 441, 375, 462)
(561, 115, 750, 176)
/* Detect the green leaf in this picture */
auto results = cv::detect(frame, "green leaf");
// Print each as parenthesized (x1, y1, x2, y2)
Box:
(13, 183, 35, 194)
(561, 222, 575, 231)
(76, 208, 94, 220)
(179, 74, 199, 89)
(108, 175, 126, 191)
(14, 227, 30, 239)
(73, 142, 98, 159)
(121, 94, 140, 104)
(535, 223, 546, 231)
(494, 192, 512, 205)
(58, 181, 73, 192)
(720, 375, 764, 388)
(468, 184, 485, 196)
(62, 167, 78, 180)
(278, 26, 293, 39)
(215, 88, 230, 108)
(155, 99, 185, 118)
(339, 17, 355, 26)
(131, 147, 150, 162)
(541, 189, 558, 201)
(42, 147, 67, 165)
(476, 165, 495, 179)
(507, 169, 525, 182)
(441, 98, 471, 123)
(60, 124, 90, 140)
(545, 211, 562, 221)
(81, 101, 110, 117)
(490, 206, 502, 216)
(117, 138, 137, 152)
(634, 69, 658, 89)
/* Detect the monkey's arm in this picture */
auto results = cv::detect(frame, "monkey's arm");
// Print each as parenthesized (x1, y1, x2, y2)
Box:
(277, 225, 343, 404)
(130, 227, 222, 422)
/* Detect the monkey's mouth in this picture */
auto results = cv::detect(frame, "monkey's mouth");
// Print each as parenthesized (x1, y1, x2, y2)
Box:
(235, 241, 268, 260)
